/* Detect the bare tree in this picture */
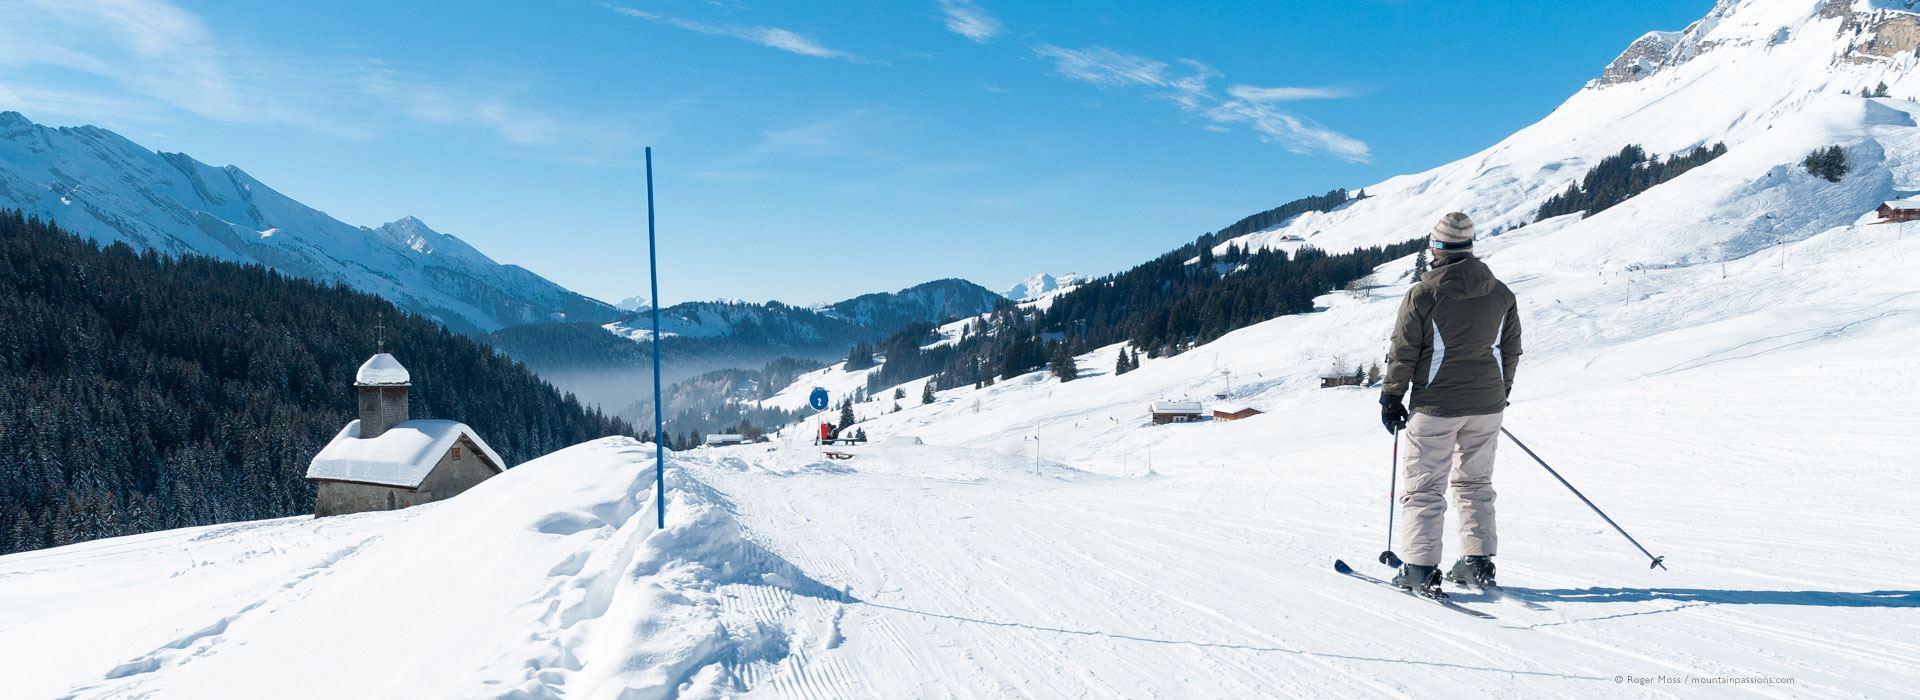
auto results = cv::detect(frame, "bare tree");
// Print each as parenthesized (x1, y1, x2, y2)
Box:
(1345, 273, 1377, 299)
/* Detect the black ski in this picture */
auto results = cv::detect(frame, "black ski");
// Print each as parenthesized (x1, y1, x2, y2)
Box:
(1333, 559, 1495, 619)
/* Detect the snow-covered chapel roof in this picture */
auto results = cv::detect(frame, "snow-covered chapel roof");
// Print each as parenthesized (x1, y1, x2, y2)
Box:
(306, 419, 504, 488)
(356, 353, 411, 386)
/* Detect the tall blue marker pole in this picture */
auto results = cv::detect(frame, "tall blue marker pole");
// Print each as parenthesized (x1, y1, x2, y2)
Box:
(646, 147, 666, 530)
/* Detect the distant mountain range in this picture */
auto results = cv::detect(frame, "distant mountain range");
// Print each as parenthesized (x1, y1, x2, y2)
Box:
(0, 111, 618, 335)
(0, 109, 1017, 415)
(490, 279, 1004, 411)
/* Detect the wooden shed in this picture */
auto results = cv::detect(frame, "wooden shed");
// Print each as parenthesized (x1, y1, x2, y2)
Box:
(1321, 374, 1362, 389)
(1213, 405, 1263, 421)
(306, 354, 505, 517)
(1877, 199, 1920, 222)
(1149, 401, 1205, 425)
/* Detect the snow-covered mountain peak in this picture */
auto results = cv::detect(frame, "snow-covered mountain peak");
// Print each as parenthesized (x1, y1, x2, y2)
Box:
(373, 216, 441, 255)
(1004, 272, 1090, 302)
(0, 112, 617, 334)
(1596, 0, 1920, 90)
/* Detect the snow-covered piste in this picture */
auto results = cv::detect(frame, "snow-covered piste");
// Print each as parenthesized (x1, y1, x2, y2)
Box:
(5, 0, 1920, 697)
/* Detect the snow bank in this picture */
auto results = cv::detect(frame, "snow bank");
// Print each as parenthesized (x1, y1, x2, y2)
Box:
(5, 438, 847, 700)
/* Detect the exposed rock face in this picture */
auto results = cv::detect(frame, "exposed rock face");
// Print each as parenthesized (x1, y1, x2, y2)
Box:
(1599, 0, 1920, 87)
(1852, 12, 1920, 59)
(1597, 32, 1683, 86)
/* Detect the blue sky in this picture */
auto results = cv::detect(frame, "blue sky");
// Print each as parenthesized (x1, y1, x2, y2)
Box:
(0, 0, 1713, 306)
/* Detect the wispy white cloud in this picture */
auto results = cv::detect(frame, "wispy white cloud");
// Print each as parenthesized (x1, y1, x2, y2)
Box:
(936, 0, 1003, 43)
(1033, 44, 1370, 162)
(750, 110, 876, 158)
(0, 0, 642, 158)
(1226, 85, 1351, 102)
(1033, 45, 1184, 89)
(608, 6, 852, 59)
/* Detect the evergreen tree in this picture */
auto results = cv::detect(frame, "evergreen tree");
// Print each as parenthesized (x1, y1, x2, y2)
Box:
(1367, 362, 1382, 386)
(854, 428, 867, 442)
(0, 211, 630, 554)
(1050, 342, 1079, 382)
(1875, 81, 1891, 98)
(1411, 249, 1429, 283)
(844, 341, 877, 371)
(1115, 349, 1131, 376)
(922, 381, 936, 404)
(893, 388, 906, 400)
(1536, 143, 1728, 220)
(838, 402, 855, 432)
(1001, 337, 1046, 379)
(1803, 145, 1849, 182)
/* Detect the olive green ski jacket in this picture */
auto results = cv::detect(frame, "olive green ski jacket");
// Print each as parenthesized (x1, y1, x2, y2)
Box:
(1381, 254, 1521, 417)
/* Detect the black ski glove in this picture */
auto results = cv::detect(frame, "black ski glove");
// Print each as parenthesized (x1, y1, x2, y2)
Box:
(1381, 399, 1409, 435)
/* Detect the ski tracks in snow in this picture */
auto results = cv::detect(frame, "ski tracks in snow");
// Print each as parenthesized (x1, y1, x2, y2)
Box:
(683, 444, 1918, 699)
(58, 534, 383, 700)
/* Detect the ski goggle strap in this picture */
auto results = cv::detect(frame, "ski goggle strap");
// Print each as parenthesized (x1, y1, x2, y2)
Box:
(1429, 238, 1474, 251)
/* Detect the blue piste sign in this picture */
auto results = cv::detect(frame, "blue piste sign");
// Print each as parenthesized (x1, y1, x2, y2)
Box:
(809, 387, 829, 411)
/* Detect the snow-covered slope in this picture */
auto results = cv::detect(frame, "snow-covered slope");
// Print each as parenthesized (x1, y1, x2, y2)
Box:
(693, 165, 1920, 697)
(7, 2, 1919, 697)
(0, 438, 852, 699)
(1219, 0, 1920, 271)
(0, 112, 617, 335)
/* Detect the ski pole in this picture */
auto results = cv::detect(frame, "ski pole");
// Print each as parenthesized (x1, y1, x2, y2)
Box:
(1378, 430, 1402, 568)
(1501, 427, 1667, 570)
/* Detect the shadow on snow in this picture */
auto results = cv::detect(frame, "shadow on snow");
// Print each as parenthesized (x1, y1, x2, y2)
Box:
(1509, 587, 1920, 608)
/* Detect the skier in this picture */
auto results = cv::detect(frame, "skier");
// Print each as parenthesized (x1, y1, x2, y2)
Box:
(1379, 212, 1522, 595)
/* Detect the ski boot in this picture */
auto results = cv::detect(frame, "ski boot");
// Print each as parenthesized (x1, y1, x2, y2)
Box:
(1391, 563, 1443, 597)
(1446, 555, 1496, 589)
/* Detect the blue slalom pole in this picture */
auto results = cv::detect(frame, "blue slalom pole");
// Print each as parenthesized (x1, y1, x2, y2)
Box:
(646, 147, 666, 530)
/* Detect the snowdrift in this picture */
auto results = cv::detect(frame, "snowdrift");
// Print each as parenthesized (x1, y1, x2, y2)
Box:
(0, 438, 848, 700)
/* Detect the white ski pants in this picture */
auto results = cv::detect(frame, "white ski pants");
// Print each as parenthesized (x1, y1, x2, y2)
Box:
(1397, 411, 1502, 567)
